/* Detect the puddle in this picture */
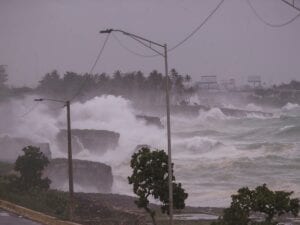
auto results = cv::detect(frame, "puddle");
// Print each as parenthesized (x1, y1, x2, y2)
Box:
(0, 212, 10, 217)
(174, 213, 218, 220)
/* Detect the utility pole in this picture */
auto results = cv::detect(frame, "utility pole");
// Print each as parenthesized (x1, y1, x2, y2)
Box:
(34, 98, 74, 221)
(164, 44, 173, 225)
(66, 100, 74, 220)
(100, 29, 174, 225)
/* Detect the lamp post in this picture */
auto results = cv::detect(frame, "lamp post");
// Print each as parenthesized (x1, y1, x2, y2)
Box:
(100, 29, 174, 225)
(34, 98, 74, 220)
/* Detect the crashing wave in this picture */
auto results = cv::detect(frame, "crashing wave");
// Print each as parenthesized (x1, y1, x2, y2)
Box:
(173, 136, 222, 154)
(282, 102, 300, 111)
(245, 103, 263, 112)
(198, 108, 229, 121)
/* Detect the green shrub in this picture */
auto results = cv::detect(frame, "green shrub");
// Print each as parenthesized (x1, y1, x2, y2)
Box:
(0, 145, 68, 220)
(14, 146, 50, 192)
(128, 147, 188, 225)
(212, 184, 300, 225)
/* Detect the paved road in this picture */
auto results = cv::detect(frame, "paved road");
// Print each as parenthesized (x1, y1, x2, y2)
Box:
(0, 209, 42, 225)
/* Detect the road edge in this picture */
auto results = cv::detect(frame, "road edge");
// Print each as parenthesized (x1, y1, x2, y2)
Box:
(0, 199, 81, 225)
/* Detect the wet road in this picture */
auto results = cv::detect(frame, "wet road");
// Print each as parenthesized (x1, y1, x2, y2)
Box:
(0, 209, 42, 225)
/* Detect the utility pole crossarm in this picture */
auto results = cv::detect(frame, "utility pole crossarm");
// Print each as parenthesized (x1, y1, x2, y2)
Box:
(118, 30, 164, 48)
(34, 98, 66, 103)
(99, 28, 164, 55)
(127, 35, 164, 56)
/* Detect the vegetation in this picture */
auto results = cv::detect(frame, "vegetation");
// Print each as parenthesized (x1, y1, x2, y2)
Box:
(0, 67, 196, 106)
(0, 161, 13, 175)
(2, 65, 300, 108)
(212, 184, 300, 225)
(14, 145, 51, 192)
(0, 65, 8, 87)
(0, 184, 69, 219)
(36, 69, 194, 104)
(275, 80, 300, 90)
(128, 147, 188, 225)
(250, 80, 300, 106)
(0, 146, 69, 219)
(0, 65, 9, 101)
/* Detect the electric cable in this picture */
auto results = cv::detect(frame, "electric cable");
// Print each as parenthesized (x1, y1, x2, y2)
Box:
(281, 0, 300, 12)
(19, 102, 40, 118)
(16, 25, 111, 117)
(69, 33, 111, 102)
(168, 0, 225, 52)
(111, 0, 225, 58)
(112, 33, 155, 58)
(246, 0, 300, 27)
(18, 99, 66, 118)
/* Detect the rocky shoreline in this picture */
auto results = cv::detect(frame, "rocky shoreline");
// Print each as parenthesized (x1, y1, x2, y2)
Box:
(73, 192, 300, 225)
(73, 192, 222, 225)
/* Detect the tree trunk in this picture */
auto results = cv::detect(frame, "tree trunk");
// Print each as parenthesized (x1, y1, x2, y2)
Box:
(145, 207, 157, 225)
(150, 213, 157, 225)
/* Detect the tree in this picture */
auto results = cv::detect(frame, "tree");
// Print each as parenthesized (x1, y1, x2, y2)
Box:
(14, 146, 51, 192)
(128, 147, 188, 225)
(0, 65, 8, 87)
(212, 184, 300, 225)
(0, 65, 9, 101)
(37, 70, 62, 97)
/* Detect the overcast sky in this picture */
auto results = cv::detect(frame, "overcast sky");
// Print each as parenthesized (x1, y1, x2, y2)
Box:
(0, 0, 300, 87)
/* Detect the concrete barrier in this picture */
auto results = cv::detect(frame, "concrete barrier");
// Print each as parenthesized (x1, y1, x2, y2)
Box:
(0, 199, 81, 225)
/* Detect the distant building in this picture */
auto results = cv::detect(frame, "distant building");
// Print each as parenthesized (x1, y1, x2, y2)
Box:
(220, 78, 236, 91)
(197, 75, 219, 89)
(248, 75, 261, 87)
(0, 65, 7, 74)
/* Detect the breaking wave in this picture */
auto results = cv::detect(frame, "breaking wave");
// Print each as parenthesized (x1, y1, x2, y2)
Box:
(282, 102, 300, 111)
(3, 94, 300, 207)
(245, 103, 263, 112)
(197, 108, 230, 121)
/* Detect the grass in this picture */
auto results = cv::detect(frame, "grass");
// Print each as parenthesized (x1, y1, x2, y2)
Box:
(0, 176, 69, 220)
(0, 161, 13, 175)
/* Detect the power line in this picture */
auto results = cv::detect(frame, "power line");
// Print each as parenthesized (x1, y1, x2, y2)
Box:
(19, 102, 40, 118)
(112, 33, 155, 58)
(17, 30, 110, 117)
(17, 99, 66, 118)
(69, 33, 111, 102)
(246, 0, 300, 27)
(281, 0, 300, 12)
(168, 0, 225, 52)
(111, 0, 225, 58)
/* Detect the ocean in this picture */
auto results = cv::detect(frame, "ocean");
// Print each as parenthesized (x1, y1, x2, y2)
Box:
(170, 103, 300, 206)
(75, 97, 299, 207)
(8, 95, 300, 207)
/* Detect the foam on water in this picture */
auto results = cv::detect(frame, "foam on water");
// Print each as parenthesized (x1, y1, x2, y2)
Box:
(67, 96, 164, 160)
(245, 103, 263, 111)
(198, 108, 229, 121)
(1, 97, 62, 154)
(282, 102, 300, 111)
(4, 96, 300, 207)
(169, 104, 300, 206)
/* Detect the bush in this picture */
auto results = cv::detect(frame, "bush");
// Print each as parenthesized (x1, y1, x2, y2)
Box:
(0, 146, 68, 220)
(128, 147, 188, 225)
(212, 184, 300, 225)
(14, 146, 50, 192)
(0, 177, 68, 219)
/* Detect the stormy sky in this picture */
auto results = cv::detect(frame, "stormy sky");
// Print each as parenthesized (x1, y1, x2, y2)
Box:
(0, 0, 300, 87)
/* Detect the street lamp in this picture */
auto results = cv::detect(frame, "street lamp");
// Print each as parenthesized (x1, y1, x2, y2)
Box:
(34, 98, 74, 220)
(100, 28, 174, 225)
